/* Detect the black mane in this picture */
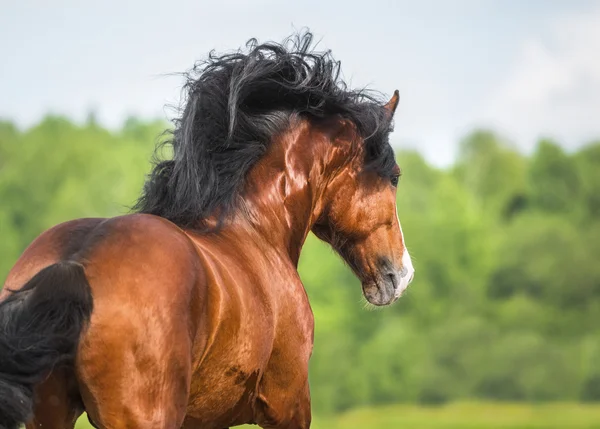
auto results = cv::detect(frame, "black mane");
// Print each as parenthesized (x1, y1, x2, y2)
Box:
(134, 31, 396, 228)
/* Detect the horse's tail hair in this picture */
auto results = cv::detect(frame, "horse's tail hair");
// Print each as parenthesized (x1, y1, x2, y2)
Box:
(0, 261, 93, 429)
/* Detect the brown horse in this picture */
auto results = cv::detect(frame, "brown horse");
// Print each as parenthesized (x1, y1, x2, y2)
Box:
(0, 32, 414, 429)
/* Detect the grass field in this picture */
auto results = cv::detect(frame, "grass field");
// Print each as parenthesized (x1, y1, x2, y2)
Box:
(74, 402, 600, 428)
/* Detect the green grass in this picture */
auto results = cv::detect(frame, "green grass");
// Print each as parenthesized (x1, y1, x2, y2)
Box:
(74, 402, 600, 428)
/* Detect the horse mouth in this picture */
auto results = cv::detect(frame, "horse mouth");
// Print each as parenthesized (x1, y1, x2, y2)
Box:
(361, 280, 398, 306)
(361, 266, 414, 306)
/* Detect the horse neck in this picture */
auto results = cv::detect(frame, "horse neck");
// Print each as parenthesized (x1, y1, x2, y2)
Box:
(231, 119, 353, 266)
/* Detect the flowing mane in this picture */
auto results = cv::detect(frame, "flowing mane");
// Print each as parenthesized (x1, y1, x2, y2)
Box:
(134, 31, 397, 228)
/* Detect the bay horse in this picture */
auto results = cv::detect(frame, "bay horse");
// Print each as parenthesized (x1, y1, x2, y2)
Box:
(0, 32, 414, 429)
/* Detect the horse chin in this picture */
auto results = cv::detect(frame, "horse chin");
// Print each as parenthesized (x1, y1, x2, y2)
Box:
(361, 281, 397, 306)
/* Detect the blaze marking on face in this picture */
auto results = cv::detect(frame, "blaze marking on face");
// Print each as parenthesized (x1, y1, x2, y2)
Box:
(395, 203, 414, 297)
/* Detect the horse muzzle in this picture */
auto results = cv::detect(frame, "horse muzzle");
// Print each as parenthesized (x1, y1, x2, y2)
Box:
(362, 259, 415, 306)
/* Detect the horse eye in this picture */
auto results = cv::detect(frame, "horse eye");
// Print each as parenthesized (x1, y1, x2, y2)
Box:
(390, 174, 400, 187)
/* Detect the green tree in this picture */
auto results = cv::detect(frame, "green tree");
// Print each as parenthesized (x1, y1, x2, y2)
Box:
(529, 139, 580, 213)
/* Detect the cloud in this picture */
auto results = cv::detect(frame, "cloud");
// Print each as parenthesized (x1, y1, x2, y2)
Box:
(481, 5, 600, 152)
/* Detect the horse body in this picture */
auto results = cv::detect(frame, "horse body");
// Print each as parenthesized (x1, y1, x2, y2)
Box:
(2, 121, 323, 428)
(0, 33, 414, 429)
(3, 213, 312, 428)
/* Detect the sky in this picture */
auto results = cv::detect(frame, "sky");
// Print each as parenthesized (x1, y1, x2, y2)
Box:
(1, 0, 599, 166)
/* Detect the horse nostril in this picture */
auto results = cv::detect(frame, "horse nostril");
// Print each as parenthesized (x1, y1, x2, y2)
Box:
(388, 273, 398, 290)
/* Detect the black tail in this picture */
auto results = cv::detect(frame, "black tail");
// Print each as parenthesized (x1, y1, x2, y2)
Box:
(0, 261, 93, 429)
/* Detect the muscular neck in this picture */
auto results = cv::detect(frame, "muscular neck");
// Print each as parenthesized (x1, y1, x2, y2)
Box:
(232, 120, 348, 266)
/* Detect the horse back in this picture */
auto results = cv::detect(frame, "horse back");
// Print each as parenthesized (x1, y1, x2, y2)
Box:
(2, 217, 105, 295)
(2, 213, 207, 354)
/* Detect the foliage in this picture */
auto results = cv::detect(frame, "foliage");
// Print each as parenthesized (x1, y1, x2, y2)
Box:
(1, 118, 599, 415)
(73, 402, 600, 428)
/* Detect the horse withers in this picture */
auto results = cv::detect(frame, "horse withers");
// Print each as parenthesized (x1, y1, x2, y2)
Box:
(0, 32, 414, 429)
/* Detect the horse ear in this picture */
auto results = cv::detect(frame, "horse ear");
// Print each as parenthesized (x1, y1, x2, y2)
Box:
(384, 90, 400, 119)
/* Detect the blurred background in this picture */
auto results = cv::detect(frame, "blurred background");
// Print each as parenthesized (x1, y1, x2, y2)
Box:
(2, 1, 600, 428)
